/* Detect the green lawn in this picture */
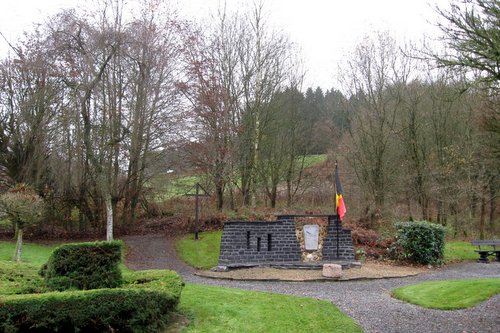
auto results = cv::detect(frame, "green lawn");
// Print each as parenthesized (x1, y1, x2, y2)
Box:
(179, 283, 362, 333)
(444, 241, 478, 262)
(176, 231, 221, 269)
(392, 279, 500, 310)
(0, 241, 58, 266)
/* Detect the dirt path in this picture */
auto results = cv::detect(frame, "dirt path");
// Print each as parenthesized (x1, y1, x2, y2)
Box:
(123, 234, 195, 275)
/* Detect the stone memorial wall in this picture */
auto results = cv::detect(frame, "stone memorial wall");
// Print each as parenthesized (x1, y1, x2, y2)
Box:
(218, 215, 355, 267)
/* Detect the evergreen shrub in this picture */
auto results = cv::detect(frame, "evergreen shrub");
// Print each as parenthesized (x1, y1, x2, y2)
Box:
(0, 270, 184, 332)
(40, 241, 123, 290)
(390, 221, 446, 265)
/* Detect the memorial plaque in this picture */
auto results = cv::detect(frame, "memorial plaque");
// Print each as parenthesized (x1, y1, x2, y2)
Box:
(303, 224, 319, 250)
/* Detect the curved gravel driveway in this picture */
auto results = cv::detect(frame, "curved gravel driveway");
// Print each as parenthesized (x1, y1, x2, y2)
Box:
(123, 234, 500, 333)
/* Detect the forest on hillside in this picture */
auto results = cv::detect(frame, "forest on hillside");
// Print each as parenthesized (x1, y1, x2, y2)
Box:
(0, 0, 498, 239)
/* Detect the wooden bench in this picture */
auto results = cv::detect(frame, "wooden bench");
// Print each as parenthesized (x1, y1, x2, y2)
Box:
(471, 240, 500, 263)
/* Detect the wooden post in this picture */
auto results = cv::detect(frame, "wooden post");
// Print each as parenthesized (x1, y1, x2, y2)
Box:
(195, 183, 200, 240)
(185, 183, 210, 241)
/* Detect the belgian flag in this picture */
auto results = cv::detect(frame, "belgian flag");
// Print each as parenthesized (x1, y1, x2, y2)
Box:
(335, 163, 346, 221)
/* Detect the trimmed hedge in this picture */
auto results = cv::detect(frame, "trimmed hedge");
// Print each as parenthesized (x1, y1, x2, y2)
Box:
(40, 241, 123, 291)
(0, 261, 46, 296)
(0, 270, 184, 332)
(390, 221, 446, 265)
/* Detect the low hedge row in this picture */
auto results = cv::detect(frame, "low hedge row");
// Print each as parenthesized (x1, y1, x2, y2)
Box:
(0, 270, 184, 333)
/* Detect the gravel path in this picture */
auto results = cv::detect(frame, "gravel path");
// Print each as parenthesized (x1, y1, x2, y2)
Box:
(123, 234, 500, 333)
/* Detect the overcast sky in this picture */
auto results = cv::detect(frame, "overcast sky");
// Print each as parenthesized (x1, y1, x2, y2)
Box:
(0, 0, 451, 90)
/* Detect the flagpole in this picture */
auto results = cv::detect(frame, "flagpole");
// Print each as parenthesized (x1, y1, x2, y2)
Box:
(334, 160, 338, 212)
(334, 160, 340, 258)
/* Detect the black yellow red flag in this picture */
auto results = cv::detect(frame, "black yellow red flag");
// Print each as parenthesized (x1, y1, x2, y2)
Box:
(335, 162, 346, 221)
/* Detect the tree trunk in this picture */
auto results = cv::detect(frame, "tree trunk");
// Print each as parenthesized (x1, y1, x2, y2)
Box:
(229, 185, 235, 211)
(420, 194, 430, 221)
(489, 183, 496, 232)
(479, 191, 486, 240)
(105, 192, 113, 241)
(129, 192, 139, 225)
(270, 185, 277, 208)
(241, 179, 251, 206)
(286, 179, 292, 207)
(13, 225, 23, 262)
(216, 183, 224, 211)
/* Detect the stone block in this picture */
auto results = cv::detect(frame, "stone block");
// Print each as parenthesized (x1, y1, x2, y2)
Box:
(351, 261, 362, 269)
(322, 263, 342, 278)
(211, 265, 229, 272)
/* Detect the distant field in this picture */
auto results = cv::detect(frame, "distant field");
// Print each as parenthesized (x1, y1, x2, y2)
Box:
(163, 175, 202, 199)
(152, 154, 327, 201)
(302, 154, 328, 168)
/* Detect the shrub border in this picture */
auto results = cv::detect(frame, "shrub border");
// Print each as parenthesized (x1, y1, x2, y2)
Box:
(0, 270, 184, 332)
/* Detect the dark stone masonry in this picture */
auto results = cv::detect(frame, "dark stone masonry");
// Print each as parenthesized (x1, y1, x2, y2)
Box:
(218, 214, 355, 267)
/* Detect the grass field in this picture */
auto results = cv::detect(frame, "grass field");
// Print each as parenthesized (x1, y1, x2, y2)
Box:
(152, 154, 328, 201)
(392, 279, 500, 310)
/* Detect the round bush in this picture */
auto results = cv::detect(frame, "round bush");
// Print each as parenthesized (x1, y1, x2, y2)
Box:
(390, 221, 446, 265)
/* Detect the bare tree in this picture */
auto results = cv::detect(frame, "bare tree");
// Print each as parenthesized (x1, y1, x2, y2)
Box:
(46, 5, 120, 239)
(434, 0, 500, 87)
(397, 78, 433, 221)
(236, 3, 300, 207)
(179, 8, 241, 210)
(35, 0, 183, 236)
(0, 33, 60, 190)
(432, 0, 499, 235)
(121, 1, 183, 224)
(257, 86, 308, 208)
(340, 32, 411, 222)
(181, 2, 301, 209)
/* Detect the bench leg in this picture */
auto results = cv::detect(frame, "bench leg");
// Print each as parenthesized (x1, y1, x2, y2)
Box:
(496, 252, 500, 262)
(477, 252, 489, 263)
